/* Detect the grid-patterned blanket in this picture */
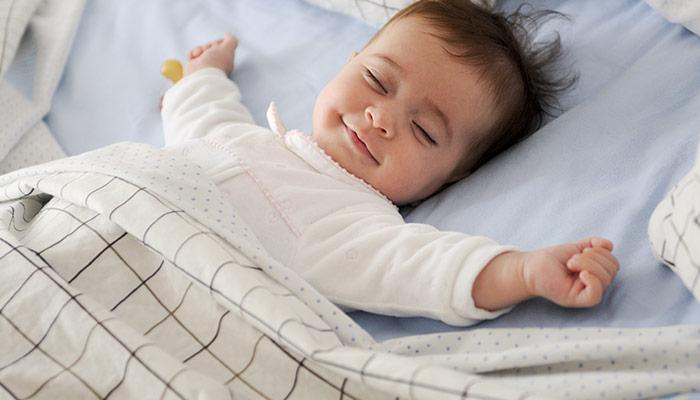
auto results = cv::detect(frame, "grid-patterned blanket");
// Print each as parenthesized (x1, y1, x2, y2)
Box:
(649, 141, 700, 302)
(0, 143, 382, 399)
(1, 142, 699, 400)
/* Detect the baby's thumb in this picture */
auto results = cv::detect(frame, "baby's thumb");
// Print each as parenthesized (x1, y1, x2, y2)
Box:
(223, 32, 239, 50)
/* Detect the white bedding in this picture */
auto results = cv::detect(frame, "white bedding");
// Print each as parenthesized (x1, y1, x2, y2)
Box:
(649, 140, 700, 303)
(1, 0, 83, 174)
(644, 0, 700, 36)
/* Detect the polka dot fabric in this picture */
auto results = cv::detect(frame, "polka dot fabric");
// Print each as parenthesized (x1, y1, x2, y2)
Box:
(0, 122, 65, 174)
(1, 0, 84, 176)
(0, 0, 43, 78)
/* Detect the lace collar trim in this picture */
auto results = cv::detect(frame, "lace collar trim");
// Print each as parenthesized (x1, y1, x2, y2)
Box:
(266, 102, 396, 208)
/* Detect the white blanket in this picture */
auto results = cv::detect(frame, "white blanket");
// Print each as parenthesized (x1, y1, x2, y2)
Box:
(649, 141, 700, 302)
(0, 0, 83, 174)
(0, 142, 698, 400)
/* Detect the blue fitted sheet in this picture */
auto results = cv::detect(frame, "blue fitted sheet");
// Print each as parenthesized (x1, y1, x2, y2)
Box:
(46, 0, 700, 343)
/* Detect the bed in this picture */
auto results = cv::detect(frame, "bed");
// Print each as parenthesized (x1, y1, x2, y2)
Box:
(2, 0, 700, 399)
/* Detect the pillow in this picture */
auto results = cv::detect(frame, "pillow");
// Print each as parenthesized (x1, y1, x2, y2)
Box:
(648, 141, 700, 302)
(303, 0, 494, 27)
(0, 0, 43, 79)
(644, 0, 700, 36)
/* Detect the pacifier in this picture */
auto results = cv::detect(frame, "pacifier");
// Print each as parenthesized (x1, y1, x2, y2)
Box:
(159, 59, 183, 110)
(161, 59, 183, 84)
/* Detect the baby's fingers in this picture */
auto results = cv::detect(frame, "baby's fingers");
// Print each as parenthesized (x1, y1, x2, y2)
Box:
(188, 46, 204, 60)
(575, 270, 604, 306)
(582, 248, 619, 281)
(574, 237, 613, 252)
(567, 252, 614, 287)
(221, 32, 239, 51)
(187, 34, 236, 60)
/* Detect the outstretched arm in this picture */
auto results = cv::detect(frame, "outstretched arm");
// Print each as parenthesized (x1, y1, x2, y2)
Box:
(472, 237, 619, 310)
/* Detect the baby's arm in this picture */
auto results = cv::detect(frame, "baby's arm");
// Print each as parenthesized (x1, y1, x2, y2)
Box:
(472, 237, 619, 310)
(295, 208, 519, 326)
(161, 33, 255, 146)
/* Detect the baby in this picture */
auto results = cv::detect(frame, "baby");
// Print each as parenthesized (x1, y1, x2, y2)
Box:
(161, 0, 619, 325)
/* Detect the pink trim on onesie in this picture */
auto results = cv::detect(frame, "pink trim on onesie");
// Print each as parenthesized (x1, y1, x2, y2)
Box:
(266, 102, 396, 209)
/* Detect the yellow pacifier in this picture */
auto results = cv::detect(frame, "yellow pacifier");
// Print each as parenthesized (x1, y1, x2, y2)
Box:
(161, 59, 183, 84)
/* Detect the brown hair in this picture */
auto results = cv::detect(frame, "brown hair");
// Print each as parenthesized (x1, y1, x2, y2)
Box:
(374, 0, 576, 174)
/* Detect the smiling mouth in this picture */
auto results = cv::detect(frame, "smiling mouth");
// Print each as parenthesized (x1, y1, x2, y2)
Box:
(343, 121, 379, 164)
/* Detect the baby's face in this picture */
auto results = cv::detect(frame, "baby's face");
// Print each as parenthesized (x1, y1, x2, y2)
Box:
(312, 16, 498, 205)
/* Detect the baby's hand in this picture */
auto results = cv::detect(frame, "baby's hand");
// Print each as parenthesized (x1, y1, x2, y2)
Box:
(522, 237, 619, 307)
(184, 32, 238, 77)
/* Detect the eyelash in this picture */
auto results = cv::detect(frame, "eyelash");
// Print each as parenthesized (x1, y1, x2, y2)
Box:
(364, 68, 437, 146)
(365, 69, 388, 94)
(414, 122, 437, 145)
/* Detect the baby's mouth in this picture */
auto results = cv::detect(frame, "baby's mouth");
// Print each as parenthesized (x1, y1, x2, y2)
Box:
(343, 120, 379, 164)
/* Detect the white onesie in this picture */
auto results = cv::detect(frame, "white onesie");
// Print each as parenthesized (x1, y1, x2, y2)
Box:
(161, 68, 515, 326)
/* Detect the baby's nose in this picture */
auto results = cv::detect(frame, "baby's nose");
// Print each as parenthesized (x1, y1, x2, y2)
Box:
(365, 106, 393, 138)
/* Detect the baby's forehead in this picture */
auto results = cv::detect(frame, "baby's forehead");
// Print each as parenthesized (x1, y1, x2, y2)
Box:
(368, 16, 484, 72)
(369, 15, 439, 44)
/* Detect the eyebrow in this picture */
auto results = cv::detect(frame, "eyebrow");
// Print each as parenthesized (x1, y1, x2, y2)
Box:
(374, 53, 453, 143)
(375, 54, 403, 73)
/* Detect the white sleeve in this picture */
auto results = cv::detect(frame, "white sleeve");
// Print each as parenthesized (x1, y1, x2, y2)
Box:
(161, 68, 256, 147)
(294, 206, 518, 326)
